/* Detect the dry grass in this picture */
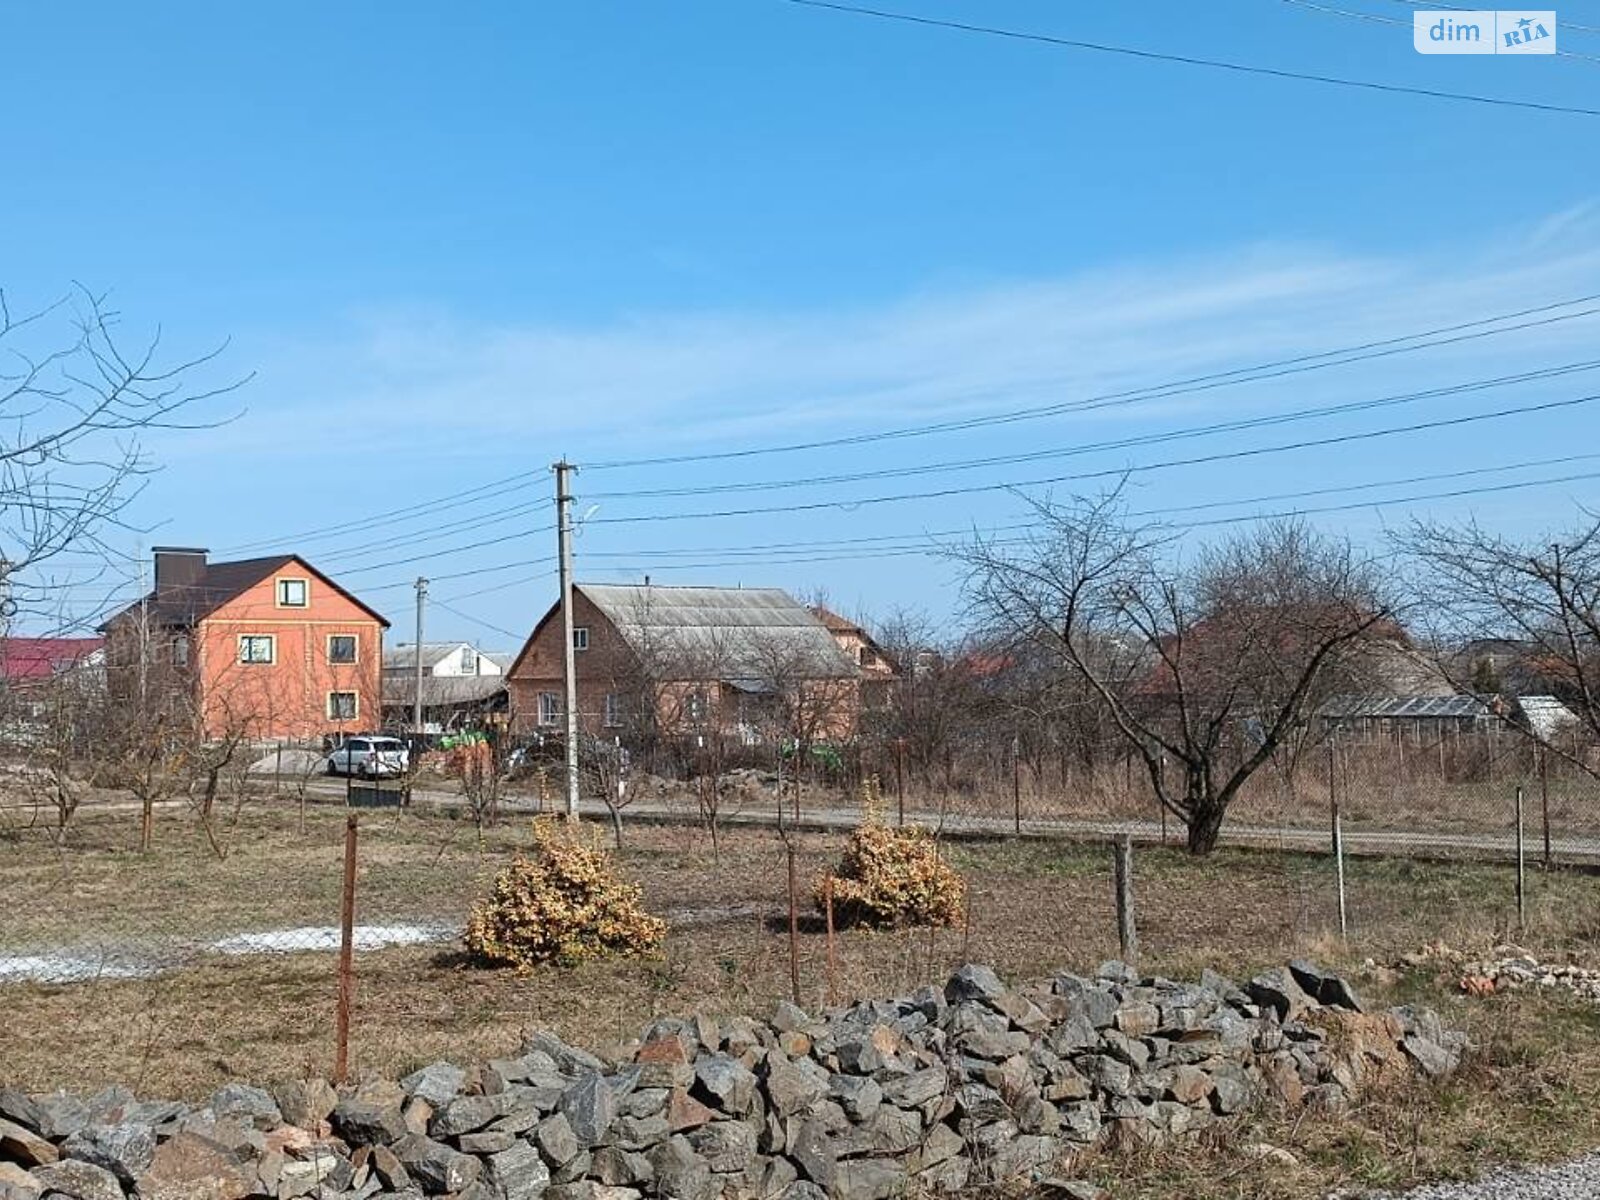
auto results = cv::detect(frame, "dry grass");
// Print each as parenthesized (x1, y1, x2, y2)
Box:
(4, 801, 1600, 1198)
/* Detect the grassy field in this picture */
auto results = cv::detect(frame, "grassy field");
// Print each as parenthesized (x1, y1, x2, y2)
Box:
(3, 800, 1600, 1197)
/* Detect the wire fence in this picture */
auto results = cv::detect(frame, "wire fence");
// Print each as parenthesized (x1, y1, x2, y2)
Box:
(0, 733, 1593, 1101)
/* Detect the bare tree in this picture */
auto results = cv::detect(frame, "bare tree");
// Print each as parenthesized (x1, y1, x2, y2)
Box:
(1400, 515, 1600, 772)
(0, 286, 241, 621)
(960, 490, 1392, 853)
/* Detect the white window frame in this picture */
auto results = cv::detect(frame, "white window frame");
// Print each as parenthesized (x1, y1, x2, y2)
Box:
(327, 691, 359, 721)
(238, 634, 276, 665)
(172, 635, 190, 667)
(573, 627, 590, 652)
(603, 692, 623, 728)
(276, 577, 310, 608)
(538, 692, 562, 727)
(461, 646, 478, 674)
(686, 687, 708, 724)
(327, 633, 359, 665)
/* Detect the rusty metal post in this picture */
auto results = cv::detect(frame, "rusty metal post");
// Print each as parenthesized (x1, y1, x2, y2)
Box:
(786, 842, 801, 1006)
(824, 876, 838, 1007)
(1515, 784, 1527, 933)
(335, 813, 358, 1083)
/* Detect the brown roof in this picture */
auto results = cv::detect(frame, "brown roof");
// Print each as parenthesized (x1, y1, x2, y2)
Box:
(100, 555, 390, 631)
(809, 605, 864, 636)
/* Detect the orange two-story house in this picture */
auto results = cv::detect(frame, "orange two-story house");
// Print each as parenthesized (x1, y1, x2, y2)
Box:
(101, 547, 389, 742)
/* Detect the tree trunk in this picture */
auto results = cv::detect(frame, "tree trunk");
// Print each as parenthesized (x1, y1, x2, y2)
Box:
(608, 802, 624, 851)
(1186, 796, 1227, 855)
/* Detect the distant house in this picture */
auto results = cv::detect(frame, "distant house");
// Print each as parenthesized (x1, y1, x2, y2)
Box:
(0, 637, 105, 738)
(382, 642, 509, 733)
(809, 606, 897, 707)
(505, 583, 864, 742)
(99, 546, 388, 742)
(0, 638, 104, 687)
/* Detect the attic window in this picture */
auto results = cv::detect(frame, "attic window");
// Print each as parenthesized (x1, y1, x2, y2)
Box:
(573, 627, 590, 652)
(277, 578, 309, 608)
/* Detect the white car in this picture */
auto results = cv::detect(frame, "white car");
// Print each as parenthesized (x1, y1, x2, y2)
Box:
(326, 736, 410, 778)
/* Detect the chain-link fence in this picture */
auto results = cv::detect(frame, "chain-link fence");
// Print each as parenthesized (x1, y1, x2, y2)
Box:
(0, 728, 1592, 1102)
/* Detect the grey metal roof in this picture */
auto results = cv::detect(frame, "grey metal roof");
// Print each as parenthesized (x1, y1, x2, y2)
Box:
(385, 642, 491, 672)
(380, 672, 507, 708)
(579, 584, 858, 681)
(1321, 694, 1493, 720)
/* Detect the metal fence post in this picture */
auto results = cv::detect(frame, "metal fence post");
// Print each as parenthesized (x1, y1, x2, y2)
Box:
(786, 842, 801, 1006)
(335, 813, 358, 1083)
(1330, 738, 1347, 938)
(824, 876, 838, 1007)
(1113, 834, 1137, 971)
(1515, 784, 1527, 933)
(1540, 745, 1552, 869)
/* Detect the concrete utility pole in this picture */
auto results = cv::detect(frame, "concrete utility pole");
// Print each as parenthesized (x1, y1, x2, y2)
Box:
(413, 577, 428, 737)
(555, 459, 581, 820)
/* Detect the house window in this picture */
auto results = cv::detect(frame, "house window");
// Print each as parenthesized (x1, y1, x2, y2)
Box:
(172, 636, 190, 667)
(573, 627, 590, 652)
(328, 635, 358, 664)
(461, 646, 478, 674)
(328, 691, 358, 721)
(686, 688, 708, 724)
(603, 693, 624, 728)
(538, 692, 562, 727)
(238, 635, 275, 665)
(276, 578, 309, 608)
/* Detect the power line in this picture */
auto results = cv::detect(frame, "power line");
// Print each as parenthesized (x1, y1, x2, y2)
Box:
(583, 295, 1600, 470)
(430, 598, 526, 643)
(781, 0, 1600, 116)
(581, 391, 1600, 526)
(583, 358, 1600, 500)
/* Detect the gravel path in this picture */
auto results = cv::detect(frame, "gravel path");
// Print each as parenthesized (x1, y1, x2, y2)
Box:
(1355, 1153, 1600, 1198)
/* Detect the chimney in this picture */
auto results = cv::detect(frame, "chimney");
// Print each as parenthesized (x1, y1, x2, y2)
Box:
(153, 546, 208, 594)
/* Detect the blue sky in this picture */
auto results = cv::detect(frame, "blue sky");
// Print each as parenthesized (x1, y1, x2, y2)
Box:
(4, 0, 1599, 647)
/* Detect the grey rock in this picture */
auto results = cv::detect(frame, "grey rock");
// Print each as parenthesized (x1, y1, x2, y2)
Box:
(484, 1143, 549, 1200)
(830, 1160, 905, 1200)
(207, 1087, 280, 1132)
(1287, 960, 1362, 1012)
(609, 1114, 671, 1150)
(1245, 968, 1313, 1023)
(399, 1064, 465, 1109)
(691, 1057, 757, 1116)
(826, 1077, 881, 1124)
(275, 1151, 345, 1199)
(686, 1122, 756, 1174)
(332, 1100, 408, 1147)
(647, 1137, 714, 1200)
(787, 1119, 837, 1190)
(557, 1076, 615, 1148)
(878, 1069, 944, 1109)
(0, 1163, 41, 1200)
(771, 1002, 810, 1034)
(393, 1135, 481, 1194)
(459, 1132, 517, 1155)
(0, 1118, 58, 1167)
(945, 964, 1006, 1004)
(0, 1094, 45, 1137)
(61, 1125, 155, 1187)
(28, 1160, 124, 1200)
(550, 1150, 592, 1187)
(1209, 1065, 1256, 1115)
(24, 1094, 90, 1142)
(544, 1185, 596, 1200)
(368, 1145, 410, 1191)
(271, 1081, 337, 1130)
(1057, 1102, 1102, 1143)
(533, 1114, 582, 1167)
(522, 1033, 605, 1078)
(763, 1058, 825, 1119)
(589, 1147, 652, 1188)
(1402, 1033, 1460, 1080)
(431, 1094, 524, 1139)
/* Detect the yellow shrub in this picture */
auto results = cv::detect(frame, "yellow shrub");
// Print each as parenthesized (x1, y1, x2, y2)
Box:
(465, 820, 666, 969)
(817, 819, 965, 929)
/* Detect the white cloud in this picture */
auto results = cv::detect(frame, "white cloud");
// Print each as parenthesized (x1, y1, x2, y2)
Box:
(170, 213, 1600, 465)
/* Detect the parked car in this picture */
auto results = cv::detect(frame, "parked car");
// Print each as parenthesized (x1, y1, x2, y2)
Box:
(326, 735, 410, 778)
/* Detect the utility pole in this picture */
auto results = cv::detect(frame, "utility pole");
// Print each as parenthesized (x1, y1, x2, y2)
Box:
(412, 578, 428, 738)
(555, 459, 581, 820)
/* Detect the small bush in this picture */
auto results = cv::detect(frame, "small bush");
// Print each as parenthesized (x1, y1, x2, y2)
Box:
(465, 820, 666, 969)
(817, 818, 966, 929)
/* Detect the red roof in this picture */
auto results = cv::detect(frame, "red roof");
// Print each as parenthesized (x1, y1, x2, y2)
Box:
(0, 637, 104, 682)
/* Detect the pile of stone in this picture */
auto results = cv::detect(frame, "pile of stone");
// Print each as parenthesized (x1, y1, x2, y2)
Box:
(1459, 946, 1600, 1004)
(0, 960, 1464, 1200)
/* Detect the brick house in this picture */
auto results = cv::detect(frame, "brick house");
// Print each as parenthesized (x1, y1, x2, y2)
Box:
(809, 605, 897, 708)
(505, 583, 865, 742)
(100, 547, 388, 742)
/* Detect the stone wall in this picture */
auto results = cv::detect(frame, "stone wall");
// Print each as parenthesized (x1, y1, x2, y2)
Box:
(0, 960, 1465, 1200)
